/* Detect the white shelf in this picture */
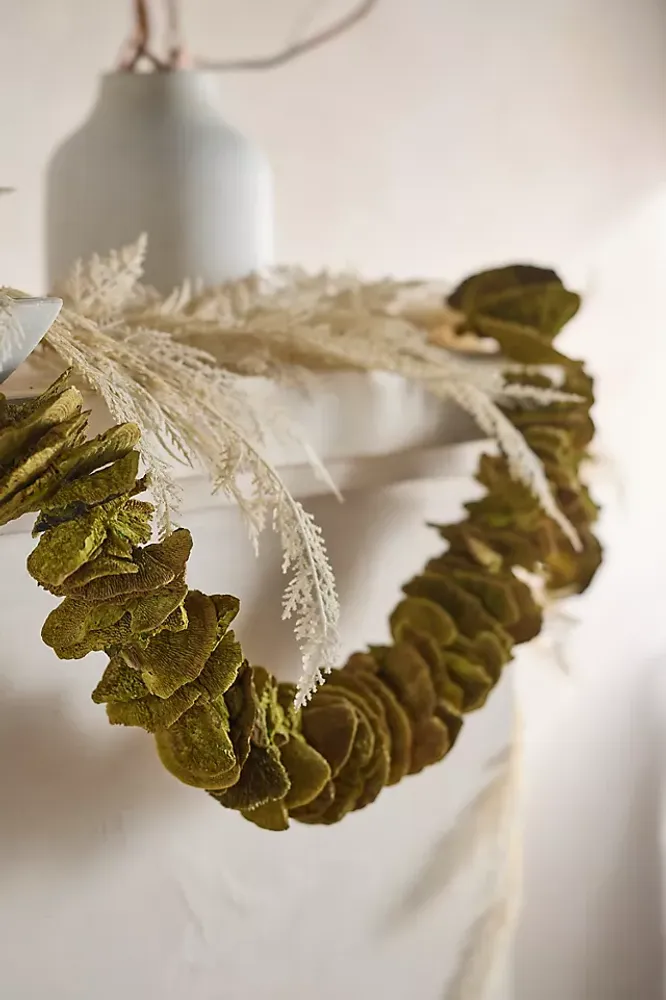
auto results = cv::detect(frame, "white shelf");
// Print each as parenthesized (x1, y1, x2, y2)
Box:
(1, 359, 488, 534)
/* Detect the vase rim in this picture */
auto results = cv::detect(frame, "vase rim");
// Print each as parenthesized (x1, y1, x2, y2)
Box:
(100, 69, 221, 84)
(96, 69, 222, 110)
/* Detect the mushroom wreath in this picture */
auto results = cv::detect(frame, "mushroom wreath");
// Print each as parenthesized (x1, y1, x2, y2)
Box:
(0, 266, 600, 831)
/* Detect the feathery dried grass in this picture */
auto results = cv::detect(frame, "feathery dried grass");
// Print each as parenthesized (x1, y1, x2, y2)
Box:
(35, 235, 583, 701)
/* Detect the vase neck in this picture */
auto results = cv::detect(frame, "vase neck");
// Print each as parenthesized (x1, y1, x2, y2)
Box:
(95, 71, 222, 118)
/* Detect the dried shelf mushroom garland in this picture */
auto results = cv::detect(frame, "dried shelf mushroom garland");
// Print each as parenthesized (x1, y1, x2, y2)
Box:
(0, 266, 600, 831)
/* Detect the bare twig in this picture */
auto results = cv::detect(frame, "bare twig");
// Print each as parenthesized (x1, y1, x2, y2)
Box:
(135, 0, 150, 49)
(196, 0, 380, 72)
(123, 0, 149, 70)
(119, 0, 170, 72)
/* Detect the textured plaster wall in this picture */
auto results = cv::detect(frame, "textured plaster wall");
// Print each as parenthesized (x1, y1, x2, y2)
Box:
(1, 2, 665, 997)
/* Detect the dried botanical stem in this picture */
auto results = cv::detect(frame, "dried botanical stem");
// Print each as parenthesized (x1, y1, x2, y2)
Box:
(39, 236, 589, 702)
(444, 696, 524, 1000)
(120, 0, 170, 72)
(197, 0, 380, 72)
(122, 0, 149, 71)
(164, 0, 186, 68)
(135, 0, 149, 48)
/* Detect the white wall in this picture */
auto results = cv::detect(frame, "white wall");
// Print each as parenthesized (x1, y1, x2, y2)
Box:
(1, 1, 665, 997)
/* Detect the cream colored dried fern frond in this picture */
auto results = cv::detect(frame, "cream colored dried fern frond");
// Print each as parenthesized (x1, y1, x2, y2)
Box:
(55, 233, 149, 323)
(134, 260, 581, 544)
(236, 310, 580, 547)
(55, 236, 582, 547)
(45, 315, 182, 531)
(440, 380, 580, 549)
(44, 239, 342, 704)
(46, 314, 340, 704)
(43, 237, 584, 698)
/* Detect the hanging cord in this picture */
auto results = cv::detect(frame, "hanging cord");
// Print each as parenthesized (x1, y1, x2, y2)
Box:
(197, 0, 380, 72)
(118, 0, 380, 74)
(283, 0, 333, 51)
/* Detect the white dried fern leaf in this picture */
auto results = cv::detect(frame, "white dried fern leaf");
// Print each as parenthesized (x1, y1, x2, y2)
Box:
(43, 237, 582, 701)
(201, 399, 341, 702)
(441, 380, 581, 550)
(268, 316, 580, 546)
(45, 309, 340, 703)
(55, 233, 148, 322)
(276, 493, 340, 707)
(151, 264, 579, 542)
(497, 382, 584, 408)
(45, 314, 182, 534)
(46, 240, 342, 703)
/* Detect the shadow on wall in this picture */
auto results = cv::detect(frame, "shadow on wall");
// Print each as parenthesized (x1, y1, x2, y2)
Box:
(231, 484, 399, 675)
(0, 684, 182, 872)
(514, 651, 665, 1000)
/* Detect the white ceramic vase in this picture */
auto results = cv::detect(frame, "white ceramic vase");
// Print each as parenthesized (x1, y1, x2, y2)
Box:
(46, 71, 273, 292)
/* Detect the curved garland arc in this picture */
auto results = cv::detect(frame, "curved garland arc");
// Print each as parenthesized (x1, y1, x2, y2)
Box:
(0, 265, 600, 831)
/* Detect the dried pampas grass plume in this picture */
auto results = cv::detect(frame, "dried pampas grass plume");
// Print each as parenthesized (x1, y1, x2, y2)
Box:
(443, 703, 524, 999)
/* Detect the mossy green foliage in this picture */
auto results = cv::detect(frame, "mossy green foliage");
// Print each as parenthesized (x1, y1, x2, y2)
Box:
(444, 264, 601, 593)
(0, 265, 600, 831)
